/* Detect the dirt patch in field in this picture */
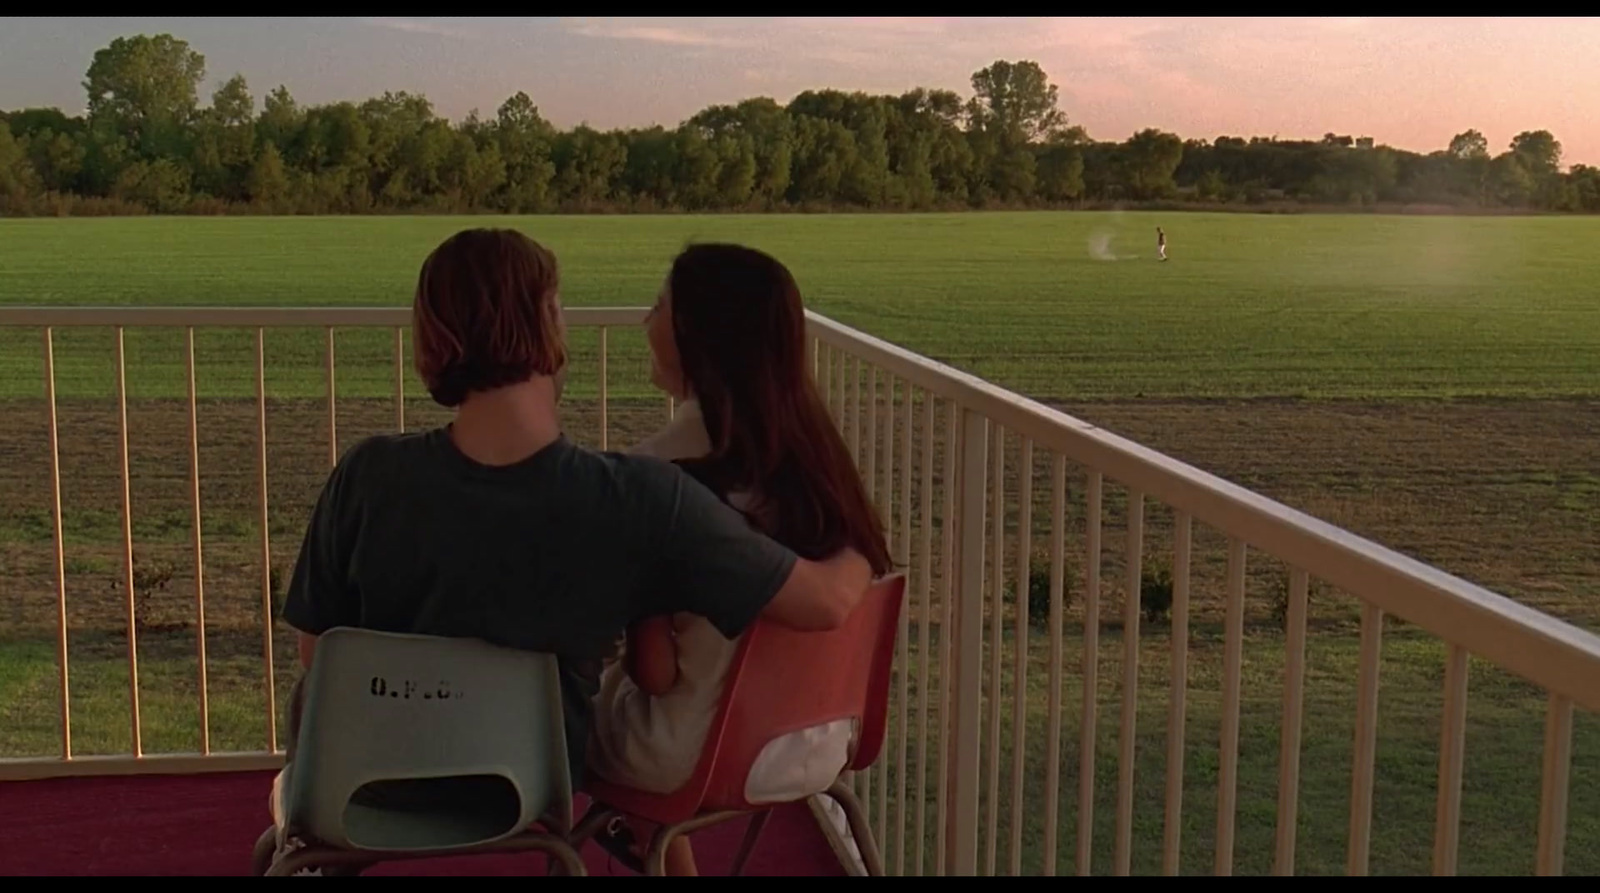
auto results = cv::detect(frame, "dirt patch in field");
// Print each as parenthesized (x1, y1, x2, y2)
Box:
(1, 397, 1596, 640)
(1055, 398, 1600, 626)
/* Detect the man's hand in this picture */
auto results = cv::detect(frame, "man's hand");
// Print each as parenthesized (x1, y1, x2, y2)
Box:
(297, 631, 318, 670)
(625, 616, 680, 696)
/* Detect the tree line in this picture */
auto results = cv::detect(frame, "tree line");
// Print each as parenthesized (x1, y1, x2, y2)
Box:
(2, 33, 1597, 216)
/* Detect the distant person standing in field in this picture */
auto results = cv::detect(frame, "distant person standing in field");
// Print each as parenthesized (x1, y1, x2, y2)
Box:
(1157, 227, 1168, 261)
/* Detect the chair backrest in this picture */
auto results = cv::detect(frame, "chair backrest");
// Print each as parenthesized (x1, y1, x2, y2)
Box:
(696, 574, 906, 810)
(282, 627, 572, 852)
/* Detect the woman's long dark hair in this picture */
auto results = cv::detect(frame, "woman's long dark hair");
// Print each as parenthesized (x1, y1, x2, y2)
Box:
(668, 244, 891, 576)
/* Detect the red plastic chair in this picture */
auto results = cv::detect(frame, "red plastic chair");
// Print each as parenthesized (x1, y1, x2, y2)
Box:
(574, 574, 906, 876)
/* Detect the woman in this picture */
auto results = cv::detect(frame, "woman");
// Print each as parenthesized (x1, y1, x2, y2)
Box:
(589, 243, 891, 876)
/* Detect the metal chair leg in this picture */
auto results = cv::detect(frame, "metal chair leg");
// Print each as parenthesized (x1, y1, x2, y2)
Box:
(823, 780, 885, 877)
(569, 801, 619, 848)
(251, 826, 277, 876)
(644, 827, 673, 877)
(264, 844, 369, 877)
(520, 836, 588, 877)
(641, 812, 739, 877)
(261, 834, 584, 877)
(729, 810, 772, 877)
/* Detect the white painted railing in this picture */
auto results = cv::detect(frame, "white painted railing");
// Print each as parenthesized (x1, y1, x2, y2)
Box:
(0, 307, 643, 781)
(0, 305, 1596, 877)
(808, 311, 1600, 878)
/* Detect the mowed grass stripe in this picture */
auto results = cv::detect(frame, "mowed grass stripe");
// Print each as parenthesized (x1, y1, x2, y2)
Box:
(2, 212, 1598, 400)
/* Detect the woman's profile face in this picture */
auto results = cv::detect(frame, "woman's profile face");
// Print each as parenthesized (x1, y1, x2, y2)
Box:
(645, 278, 687, 399)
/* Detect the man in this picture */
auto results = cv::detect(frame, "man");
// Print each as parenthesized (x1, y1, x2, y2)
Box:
(278, 229, 873, 810)
(1157, 226, 1168, 261)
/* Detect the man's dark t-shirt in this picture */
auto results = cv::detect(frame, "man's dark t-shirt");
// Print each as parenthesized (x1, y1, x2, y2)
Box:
(281, 427, 799, 789)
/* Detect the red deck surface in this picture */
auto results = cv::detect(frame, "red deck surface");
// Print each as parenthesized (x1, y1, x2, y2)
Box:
(0, 770, 846, 876)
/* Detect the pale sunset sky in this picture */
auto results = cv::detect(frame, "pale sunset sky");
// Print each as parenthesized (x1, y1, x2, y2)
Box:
(2, 16, 1596, 166)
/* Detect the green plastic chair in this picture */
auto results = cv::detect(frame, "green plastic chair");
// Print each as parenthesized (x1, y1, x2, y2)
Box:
(250, 627, 585, 876)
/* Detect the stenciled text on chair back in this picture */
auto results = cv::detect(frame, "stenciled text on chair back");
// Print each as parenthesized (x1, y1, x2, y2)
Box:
(283, 627, 572, 852)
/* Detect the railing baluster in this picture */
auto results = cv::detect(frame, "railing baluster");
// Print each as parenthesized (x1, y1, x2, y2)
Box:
(325, 327, 337, 467)
(1347, 601, 1384, 876)
(818, 342, 832, 422)
(945, 406, 987, 876)
(1274, 567, 1310, 875)
(1042, 454, 1067, 876)
(186, 328, 210, 755)
(256, 328, 278, 753)
(935, 400, 959, 876)
(894, 377, 913, 875)
(913, 390, 935, 877)
(839, 347, 849, 425)
(1008, 437, 1033, 876)
(1216, 538, 1247, 875)
(866, 367, 879, 504)
(598, 326, 609, 450)
(1163, 511, 1193, 875)
(822, 344, 834, 419)
(822, 343, 834, 420)
(837, 346, 847, 424)
(849, 356, 861, 467)
(861, 366, 878, 821)
(1432, 643, 1468, 875)
(874, 370, 891, 852)
(667, 394, 675, 421)
(1535, 694, 1573, 876)
(1115, 490, 1145, 876)
(983, 424, 1004, 875)
(42, 327, 71, 760)
(1077, 472, 1103, 876)
(114, 326, 142, 757)
(392, 327, 405, 432)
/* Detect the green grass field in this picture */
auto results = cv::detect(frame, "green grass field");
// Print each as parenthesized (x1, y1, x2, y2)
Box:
(2, 212, 1598, 399)
(1, 211, 1597, 875)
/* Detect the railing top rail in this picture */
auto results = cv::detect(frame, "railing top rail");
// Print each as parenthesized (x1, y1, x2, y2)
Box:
(0, 306, 648, 327)
(807, 310, 1600, 712)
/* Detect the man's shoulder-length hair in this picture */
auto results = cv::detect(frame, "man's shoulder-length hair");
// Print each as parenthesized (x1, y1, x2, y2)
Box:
(412, 228, 567, 407)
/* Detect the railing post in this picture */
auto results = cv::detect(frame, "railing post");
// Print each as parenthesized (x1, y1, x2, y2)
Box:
(1535, 694, 1574, 876)
(943, 406, 987, 876)
(42, 327, 71, 761)
(324, 327, 337, 468)
(598, 326, 609, 450)
(392, 327, 405, 433)
(255, 328, 278, 753)
(114, 326, 142, 758)
(185, 327, 210, 755)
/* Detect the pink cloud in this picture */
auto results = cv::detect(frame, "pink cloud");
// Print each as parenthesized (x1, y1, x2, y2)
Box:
(547, 17, 1599, 164)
